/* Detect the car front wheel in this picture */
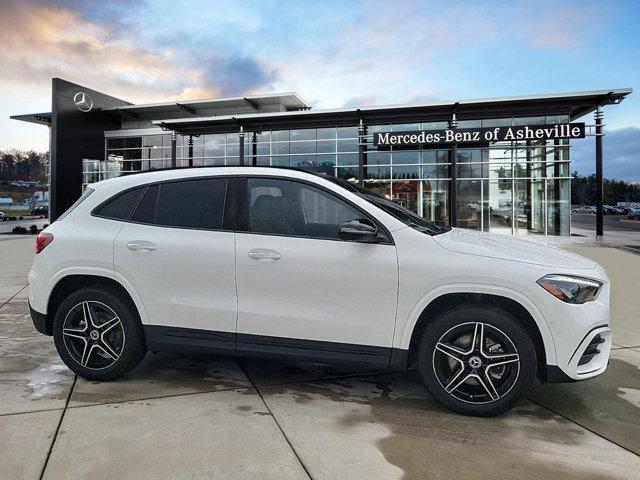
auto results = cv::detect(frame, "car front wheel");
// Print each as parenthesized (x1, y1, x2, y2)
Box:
(418, 305, 537, 416)
(53, 286, 147, 381)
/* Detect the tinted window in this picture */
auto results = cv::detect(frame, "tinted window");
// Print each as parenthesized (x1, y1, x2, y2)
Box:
(95, 188, 143, 220)
(131, 185, 158, 224)
(156, 178, 227, 229)
(247, 178, 362, 240)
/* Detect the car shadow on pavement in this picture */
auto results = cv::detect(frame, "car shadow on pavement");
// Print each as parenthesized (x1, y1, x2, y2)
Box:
(69, 352, 252, 407)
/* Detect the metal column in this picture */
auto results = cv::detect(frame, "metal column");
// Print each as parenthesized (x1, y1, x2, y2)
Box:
(252, 131, 258, 166)
(239, 127, 245, 166)
(448, 112, 458, 227)
(525, 140, 532, 231)
(510, 141, 515, 235)
(541, 142, 548, 236)
(170, 131, 177, 169)
(595, 106, 604, 241)
(358, 120, 366, 186)
(450, 143, 458, 227)
(553, 139, 561, 235)
(188, 135, 194, 168)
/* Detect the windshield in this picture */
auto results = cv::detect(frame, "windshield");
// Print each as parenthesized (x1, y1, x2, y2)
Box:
(362, 195, 450, 235)
(321, 175, 450, 235)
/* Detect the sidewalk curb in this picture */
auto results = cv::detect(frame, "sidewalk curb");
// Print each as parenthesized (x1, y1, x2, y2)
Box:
(616, 245, 640, 256)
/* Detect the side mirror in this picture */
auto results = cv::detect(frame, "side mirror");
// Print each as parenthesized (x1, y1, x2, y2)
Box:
(338, 219, 379, 243)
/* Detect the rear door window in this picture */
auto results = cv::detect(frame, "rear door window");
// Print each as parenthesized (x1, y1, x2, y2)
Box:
(155, 178, 228, 230)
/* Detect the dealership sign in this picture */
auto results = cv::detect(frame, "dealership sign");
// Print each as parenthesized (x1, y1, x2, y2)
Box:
(373, 123, 585, 147)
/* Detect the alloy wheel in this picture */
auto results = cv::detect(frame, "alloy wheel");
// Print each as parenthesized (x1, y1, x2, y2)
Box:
(62, 301, 125, 370)
(432, 322, 520, 404)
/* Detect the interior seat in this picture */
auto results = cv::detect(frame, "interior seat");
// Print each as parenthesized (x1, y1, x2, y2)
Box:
(249, 194, 297, 235)
(249, 195, 275, 233)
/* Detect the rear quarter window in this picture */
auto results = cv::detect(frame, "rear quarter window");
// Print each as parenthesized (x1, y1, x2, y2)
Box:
(131, 185, 159, 224)
(93, 187, 144, 220)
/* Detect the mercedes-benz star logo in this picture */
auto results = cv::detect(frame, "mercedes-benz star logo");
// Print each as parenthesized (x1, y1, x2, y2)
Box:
(73, 92, 94, 112)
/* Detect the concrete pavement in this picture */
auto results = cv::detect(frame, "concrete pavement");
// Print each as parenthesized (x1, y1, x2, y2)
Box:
(0, 235, 37, 278)
(1, 236, 639, 479)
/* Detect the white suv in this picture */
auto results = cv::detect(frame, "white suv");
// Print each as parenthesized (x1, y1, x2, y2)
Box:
(28, 167, 611, 416)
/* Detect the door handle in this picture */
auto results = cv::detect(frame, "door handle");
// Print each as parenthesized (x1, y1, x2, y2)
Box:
(127, 240, 157, 252)
(248, 248, 281, 261)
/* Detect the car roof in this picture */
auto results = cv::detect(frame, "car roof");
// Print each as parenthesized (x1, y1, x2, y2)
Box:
(88, 167, 379, 210)
(91, 166, 331, 190)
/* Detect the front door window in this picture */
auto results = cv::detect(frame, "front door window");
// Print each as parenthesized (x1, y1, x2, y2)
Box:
(246, 177, 363, 240)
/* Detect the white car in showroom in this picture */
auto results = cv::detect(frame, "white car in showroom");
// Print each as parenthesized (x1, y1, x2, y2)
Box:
(28, 167, 611, 416)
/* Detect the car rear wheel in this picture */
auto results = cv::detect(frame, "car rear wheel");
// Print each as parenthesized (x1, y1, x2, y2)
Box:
(53, 286, 147, 381)
(417, 305, 537, 416)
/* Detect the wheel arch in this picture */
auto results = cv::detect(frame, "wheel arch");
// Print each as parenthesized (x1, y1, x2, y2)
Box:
(403, 291, 554, 382)
(44, 273, 145, 336)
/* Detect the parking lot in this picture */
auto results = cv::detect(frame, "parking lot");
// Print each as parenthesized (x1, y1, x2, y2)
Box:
(572, 213, 640, 234)
(1, 234, 639, 479)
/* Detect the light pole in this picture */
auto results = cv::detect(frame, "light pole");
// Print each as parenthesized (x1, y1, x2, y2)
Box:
(170, 131, 177, 169)
(595, 106, 604, 241)
(239, 126, 245, 166)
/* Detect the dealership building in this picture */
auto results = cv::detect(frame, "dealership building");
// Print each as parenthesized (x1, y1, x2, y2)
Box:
(11, 79, 631, 236)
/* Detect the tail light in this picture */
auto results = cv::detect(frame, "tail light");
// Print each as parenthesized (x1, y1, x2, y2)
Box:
(36, 232, 54, 254)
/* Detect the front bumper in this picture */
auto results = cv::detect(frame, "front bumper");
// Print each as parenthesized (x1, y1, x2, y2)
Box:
(29, 302, 49, 335)
(546, 326, 612, 382)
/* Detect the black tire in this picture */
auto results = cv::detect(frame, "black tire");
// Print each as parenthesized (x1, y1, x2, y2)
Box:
(417, 305, 536, 416)
(53, 286, 147, 381)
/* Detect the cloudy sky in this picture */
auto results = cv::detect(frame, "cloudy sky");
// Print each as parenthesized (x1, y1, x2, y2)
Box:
(1, 0, 638, 180)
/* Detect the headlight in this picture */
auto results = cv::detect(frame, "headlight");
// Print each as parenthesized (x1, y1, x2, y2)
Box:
(536, 274, 602, 304)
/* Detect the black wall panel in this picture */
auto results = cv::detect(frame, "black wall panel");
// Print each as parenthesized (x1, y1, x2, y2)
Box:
(50, 78, 129, 220)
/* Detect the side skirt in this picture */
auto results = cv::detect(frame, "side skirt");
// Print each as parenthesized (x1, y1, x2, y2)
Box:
(144, 325, 236, 355)
(143, 325, 408, 370)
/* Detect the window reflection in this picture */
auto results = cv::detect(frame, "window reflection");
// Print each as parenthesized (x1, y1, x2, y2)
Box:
(456, 180, 482, 230)
(422, 180, 449, 224)
(101, 115, 572, 235)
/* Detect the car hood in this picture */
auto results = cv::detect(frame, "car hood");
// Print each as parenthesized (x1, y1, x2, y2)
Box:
(432, 228, 597, 269)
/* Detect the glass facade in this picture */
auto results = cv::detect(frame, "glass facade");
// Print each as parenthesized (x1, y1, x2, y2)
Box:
(89, 114, 571, 235)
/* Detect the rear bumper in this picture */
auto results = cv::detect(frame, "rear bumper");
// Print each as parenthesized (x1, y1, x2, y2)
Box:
(29, 302, 49, 335)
